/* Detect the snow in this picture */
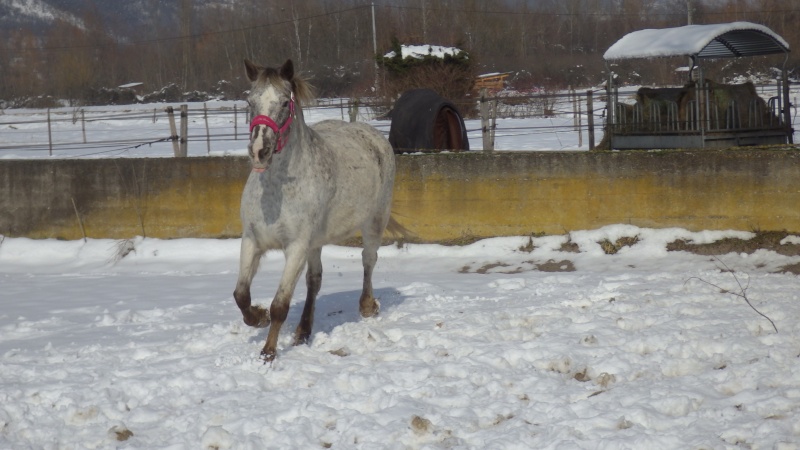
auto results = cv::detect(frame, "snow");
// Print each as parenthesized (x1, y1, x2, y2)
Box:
(604, 22, 790, 61)
(5, 0, 59, 21)
(384, 44, 465, 60)
(1, 225, 800, 448)
(3, 0, 85, 30)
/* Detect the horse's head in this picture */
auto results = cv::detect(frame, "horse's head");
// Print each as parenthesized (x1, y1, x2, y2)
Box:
(244, 59, 297, 172)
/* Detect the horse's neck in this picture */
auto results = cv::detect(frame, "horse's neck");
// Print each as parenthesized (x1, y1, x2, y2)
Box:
(289, 104, 313, 148)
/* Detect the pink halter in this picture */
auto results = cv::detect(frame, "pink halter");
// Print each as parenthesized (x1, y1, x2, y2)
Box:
(249, 95, 295, 153)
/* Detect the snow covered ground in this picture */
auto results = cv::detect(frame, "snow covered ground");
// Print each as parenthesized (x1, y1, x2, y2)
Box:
(1, 226, 800, 449)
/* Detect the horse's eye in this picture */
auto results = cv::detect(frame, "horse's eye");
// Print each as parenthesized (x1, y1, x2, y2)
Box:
(282, 101, 289, 108)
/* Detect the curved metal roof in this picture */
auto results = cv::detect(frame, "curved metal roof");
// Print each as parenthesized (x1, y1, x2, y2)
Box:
(603, 22, 790, 61)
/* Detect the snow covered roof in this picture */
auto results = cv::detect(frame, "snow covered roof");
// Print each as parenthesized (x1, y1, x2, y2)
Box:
(384, 45, 465, 60)
(603, 22, 789, 61)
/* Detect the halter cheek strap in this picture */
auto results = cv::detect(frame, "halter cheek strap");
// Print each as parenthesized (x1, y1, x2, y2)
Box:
(249, 96, 296, 153)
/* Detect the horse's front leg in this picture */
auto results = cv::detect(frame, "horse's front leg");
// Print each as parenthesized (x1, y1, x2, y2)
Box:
(262, 243, 308, 362)
(233, 236, 270, 328)
(294, 247, 322, 346)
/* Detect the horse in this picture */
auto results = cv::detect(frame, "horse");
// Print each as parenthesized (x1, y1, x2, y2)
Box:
(233, 59, 396, 362)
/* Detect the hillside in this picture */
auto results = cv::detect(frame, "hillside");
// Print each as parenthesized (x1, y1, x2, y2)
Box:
(1, 0, 798, 104)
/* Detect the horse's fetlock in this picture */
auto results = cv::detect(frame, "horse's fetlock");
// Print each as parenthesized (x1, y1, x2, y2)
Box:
(270, 302, 290, 324)
(234, 289, 251, 310)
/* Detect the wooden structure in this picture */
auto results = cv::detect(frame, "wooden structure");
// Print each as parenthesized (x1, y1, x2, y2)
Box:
(473, 72, 511, 92)
(604, 22, 792, 149)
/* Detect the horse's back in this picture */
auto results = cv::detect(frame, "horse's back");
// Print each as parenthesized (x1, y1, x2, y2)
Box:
(311, 120, 395, 236)
(312, 119, 395, 182)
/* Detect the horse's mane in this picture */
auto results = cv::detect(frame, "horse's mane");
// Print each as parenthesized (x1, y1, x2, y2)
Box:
(259, 68, 315, 107)
(290, 75, 315, 107)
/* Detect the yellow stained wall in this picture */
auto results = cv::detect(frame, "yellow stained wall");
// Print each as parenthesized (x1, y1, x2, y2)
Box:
(1, 150, 799, 242)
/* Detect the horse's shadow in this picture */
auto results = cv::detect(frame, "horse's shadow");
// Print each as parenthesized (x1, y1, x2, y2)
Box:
(248, 287, 406, 345)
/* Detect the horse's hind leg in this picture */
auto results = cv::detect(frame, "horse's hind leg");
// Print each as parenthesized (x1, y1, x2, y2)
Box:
(294, 246, 322, 346)
(233, 236, 270, 328)
(359, 223, 384, 318)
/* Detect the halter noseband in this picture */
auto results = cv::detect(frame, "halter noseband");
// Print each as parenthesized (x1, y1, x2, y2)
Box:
(249, 95, 295, 153)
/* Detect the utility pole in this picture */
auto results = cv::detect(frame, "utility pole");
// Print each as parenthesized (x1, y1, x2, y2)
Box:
(422, 0, 427, 42)
(687, 0, 695, 25)
(372, 2, 379, 92)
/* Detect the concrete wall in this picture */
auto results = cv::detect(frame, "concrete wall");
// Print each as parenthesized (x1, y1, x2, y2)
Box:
(2, 150, 799, 242)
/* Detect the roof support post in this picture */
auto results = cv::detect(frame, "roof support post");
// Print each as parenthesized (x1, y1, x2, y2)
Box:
(605, 61, 615, 144)
(781, 54, 793, 143)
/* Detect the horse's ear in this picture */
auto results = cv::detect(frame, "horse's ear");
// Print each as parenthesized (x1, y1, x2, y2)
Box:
(244, 59, 261, 82)
(279, 59, 294, 82)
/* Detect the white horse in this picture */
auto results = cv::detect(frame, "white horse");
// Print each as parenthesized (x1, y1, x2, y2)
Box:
(233, 59, 396, 362)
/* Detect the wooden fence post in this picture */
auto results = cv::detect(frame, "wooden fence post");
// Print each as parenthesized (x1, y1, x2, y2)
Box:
(587, 90, 595, 150)
(348, 98, 359, 122)
(203, 103, 211, 155)
(179, 104, 188, 157)
(571, 86, 578, 131)
(577, 95, 583, 148)
(81, 109, 87, 144)
(491, 99, 497, 148)
(480, 88, 494, 152)
(47, 108, 53, 156)
(166, 106, 180, 156)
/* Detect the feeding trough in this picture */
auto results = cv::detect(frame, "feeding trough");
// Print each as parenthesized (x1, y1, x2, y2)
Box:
(388, 89, 469, 153)
(603, 21, 792, 149)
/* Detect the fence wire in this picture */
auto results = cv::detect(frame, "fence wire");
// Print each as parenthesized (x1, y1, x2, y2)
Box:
(9, 86, 786, 156)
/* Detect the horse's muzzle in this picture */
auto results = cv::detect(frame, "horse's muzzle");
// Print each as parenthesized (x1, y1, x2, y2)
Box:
(248, 132, 275, 172)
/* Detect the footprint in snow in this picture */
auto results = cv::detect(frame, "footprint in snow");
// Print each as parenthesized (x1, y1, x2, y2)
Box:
(489, 278, 526, 291)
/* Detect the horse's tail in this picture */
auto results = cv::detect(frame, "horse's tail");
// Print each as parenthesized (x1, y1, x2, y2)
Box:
(385, 215, 416, 243)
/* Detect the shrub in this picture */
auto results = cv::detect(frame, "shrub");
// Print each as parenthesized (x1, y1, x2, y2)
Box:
(375, 37, 476, 107)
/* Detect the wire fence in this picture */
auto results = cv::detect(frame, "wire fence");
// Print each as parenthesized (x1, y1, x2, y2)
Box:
(0, 100, 398, 158)
(1, 85, 794, 158)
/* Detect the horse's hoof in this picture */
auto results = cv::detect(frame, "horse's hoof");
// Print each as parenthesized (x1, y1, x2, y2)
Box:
(360, 298, 381, 318)
(243, 306, 271, 328)
(260, 348, 277, 363)
(293, 333, 310, 347)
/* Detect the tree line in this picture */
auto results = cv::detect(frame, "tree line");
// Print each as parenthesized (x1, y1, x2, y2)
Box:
(1, 0, 798, 106)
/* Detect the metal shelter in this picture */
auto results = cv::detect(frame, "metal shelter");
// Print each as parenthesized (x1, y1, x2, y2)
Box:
(604, 22, 792, 149)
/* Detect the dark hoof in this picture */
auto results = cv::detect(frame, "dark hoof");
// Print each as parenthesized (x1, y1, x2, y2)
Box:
(243, 306, 270, 328)
(293, 333, 311, 347)
(260, 347, 276, 363)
